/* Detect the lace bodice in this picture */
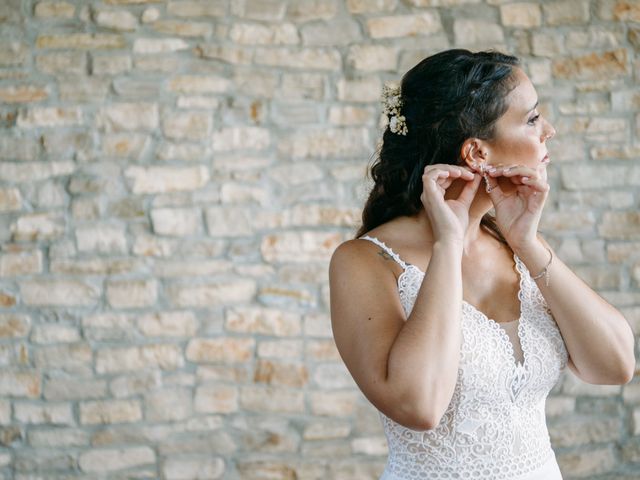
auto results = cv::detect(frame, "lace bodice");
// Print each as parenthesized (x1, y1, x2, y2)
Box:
(360, 235, 568, 480)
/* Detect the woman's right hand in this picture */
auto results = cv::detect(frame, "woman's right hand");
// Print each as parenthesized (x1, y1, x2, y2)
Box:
(420, 164, 481, 243)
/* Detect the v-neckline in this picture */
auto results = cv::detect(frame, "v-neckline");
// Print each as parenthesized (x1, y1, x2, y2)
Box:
(397, 253, 527, 370)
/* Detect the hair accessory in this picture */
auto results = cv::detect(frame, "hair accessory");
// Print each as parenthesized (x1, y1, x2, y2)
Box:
(531, 246, 553, 287)
(381, 82, 408, 135)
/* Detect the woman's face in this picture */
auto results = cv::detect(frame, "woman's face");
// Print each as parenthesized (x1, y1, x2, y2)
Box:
(485, 67, 556, 170)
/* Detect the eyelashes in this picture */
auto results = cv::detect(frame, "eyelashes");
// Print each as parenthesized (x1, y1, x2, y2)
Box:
(528, 114, 540, 125)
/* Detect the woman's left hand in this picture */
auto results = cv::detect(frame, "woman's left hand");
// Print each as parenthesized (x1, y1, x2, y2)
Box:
(484, 164, 549, 251)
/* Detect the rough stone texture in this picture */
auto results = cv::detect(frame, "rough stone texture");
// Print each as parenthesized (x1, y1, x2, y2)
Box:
(0, 1, 637, 478)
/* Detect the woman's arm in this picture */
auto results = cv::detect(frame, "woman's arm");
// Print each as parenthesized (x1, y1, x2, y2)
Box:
(515, 238, 635, 385)
(330, 237, 464, 430)
(330, 165, 481, 430)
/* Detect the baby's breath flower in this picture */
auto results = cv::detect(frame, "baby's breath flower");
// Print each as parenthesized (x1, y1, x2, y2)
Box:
(381, 82, 408, 136)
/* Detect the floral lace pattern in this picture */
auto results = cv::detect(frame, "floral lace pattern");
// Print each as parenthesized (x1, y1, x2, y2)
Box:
(360, 236, 568, 479)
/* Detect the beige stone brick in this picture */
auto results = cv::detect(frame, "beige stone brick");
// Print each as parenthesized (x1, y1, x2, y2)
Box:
(367, 12, 441, 39)
(162, 110, 212, 140)
(337, 76, 381, 103)
(103, 133, 149, 158)
(351, 436, 388, 456)
(553, 49, 628, 80)
(501, 2, 541, 27)
(75, 224, 128, 254)
(31, 324, 81, 344)
(0, 85, 48, 103)
(230, 22, 299, 45)
(186, 337, 255, 363)
(226, 307, 301, 337)
(145, 387, 192, 421)
(91, 54, 131, 75)
(153, 20, 213, 37)
(0, 187, 22, 212)
(286, 0, 335, 21)
(167, 0, 226, 17)
(279, 72, 325, 100)
(258, 339, 303, 359)
(453, 20, 504, 46)
(255, 47, 341, 70)
(304, 420, 351, 440)
(0, 314, 30, 338)
(300, 19, 361, 47)
(94, 9, 138, 30)
(58, 77, 110, 103)
(44, 376, 106, 401)
(310, 391, 358, 416)
(137, 311, 198, 337)
(20, 279, 100, 307)
(261, 231, 342, 264)
(176, 96, 221, 109)
(599, 212, 640, 240)
(329, 105, 376, 126)
(36, 52, 87, 74)
(194, 384, 238, 413)
(28, 428, 90, 447)
(408, 0, 480, 4)
(347, 45, 397, 72)
(0, 40, 27, 66)
(556, 446, 616, 477)
(597, 0, 640, 22)
(240, 386, 304, 413)
(549, 415, 621, 447)
(141, 7, 160, 22)
(17, 107, 82, 128)
(0, 250, 42, 276)
(204, 206, 253, 237)
(347, 0, 397, 13)
(14, 402, 74, 425)
(110, 370, 162, 398)
(134, 55, 182, 72)
(106, 278, 158, 308)
(212, 126, 270, 151)
(254, 359, 308, 387)
(306, 340, 340, 361)
(313, 363, 354, 389)
(163, 456, 225, 480)
(168, 75, 231, 93)
(278, 127, 370, 159)
(78, 446, 155, 472)
(34, 1, 76, 18)
(133, 38, 190, 54)
(96, 344, 184, 373)
(0, 370, 40, 398)
(33, 343, 93, 373)
(151, 207, 203, 236)
(196, 44, 254, 65)
(125, 165, 209, 194)
(97, 102, 159, 131)
(36, 33, 125, 49)
(543, 0, 590, 25)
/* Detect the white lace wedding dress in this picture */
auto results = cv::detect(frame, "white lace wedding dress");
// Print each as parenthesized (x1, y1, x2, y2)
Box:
(360, 235, 568, 480)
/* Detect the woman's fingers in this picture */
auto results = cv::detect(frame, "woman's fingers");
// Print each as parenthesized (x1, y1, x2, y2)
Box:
(457, 173, 482, 206)
(488, 164, 549, 193)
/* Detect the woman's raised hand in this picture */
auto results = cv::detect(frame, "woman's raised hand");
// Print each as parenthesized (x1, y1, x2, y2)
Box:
(420, 164, 481, 244)
(483, 164, 549, 251)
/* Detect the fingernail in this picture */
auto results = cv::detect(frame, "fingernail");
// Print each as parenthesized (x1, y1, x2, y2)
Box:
(522, 176, 530, 182)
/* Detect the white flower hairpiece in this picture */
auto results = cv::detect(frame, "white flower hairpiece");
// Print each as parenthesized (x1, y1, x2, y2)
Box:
(381, 82, 407, 136)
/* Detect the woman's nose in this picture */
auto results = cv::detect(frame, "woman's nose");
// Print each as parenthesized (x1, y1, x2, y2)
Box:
(542, 120, 556, 141)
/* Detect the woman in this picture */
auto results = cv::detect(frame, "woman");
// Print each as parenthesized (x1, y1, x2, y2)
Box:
(329, 49, 635, 480)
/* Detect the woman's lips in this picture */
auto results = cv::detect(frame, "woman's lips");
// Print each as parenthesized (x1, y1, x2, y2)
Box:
(541, 154, 550, 164)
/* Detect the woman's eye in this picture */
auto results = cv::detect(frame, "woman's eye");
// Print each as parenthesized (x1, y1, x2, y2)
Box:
(528, 114, 540, 125)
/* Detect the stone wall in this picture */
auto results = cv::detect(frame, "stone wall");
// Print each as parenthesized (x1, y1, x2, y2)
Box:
(0, 0, 638, 478)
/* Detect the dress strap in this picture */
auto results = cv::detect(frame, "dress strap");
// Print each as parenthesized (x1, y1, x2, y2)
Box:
(359, 235, 408, 270)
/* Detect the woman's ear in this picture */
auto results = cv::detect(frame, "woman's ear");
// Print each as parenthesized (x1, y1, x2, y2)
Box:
(460, 138, 489, 172)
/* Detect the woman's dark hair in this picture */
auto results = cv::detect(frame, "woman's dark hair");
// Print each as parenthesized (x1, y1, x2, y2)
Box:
(356, 49, 521, 241)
